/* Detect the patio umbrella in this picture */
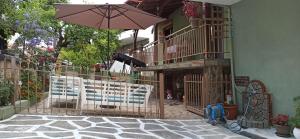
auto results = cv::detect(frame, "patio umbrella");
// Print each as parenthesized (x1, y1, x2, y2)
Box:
(55, 3, 165, 29)
(55, 3, 165, 68)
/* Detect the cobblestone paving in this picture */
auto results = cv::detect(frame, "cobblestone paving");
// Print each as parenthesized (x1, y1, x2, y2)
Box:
(0, 115, 248, 139)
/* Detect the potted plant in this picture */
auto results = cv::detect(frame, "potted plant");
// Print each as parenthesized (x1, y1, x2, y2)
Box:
(289, 96, 300, 139)
(182, 0, 202, 28)
(223, 100, 238, 120)
(272, 114, 291, 137)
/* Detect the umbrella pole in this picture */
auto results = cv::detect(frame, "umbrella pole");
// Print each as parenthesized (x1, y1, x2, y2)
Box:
(107, 30, 110, 69)
(107, 4, 111, 70)
(107, 5, 112, 79)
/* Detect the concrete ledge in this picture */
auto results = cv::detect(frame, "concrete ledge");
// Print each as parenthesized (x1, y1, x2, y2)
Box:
(0, 100, 29, 120)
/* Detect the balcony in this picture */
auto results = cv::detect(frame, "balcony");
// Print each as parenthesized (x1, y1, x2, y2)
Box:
(133, 19, 230, 71)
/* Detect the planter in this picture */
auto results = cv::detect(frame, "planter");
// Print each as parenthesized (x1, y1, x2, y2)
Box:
(223, 104, 238, 120)
(0, 100, 29, 120)
(294, 128, 300, 139)
(190, 17, 200, 28)
(274, 125, 291, 137)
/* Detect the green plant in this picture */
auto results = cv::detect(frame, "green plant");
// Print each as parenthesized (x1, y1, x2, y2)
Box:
(294, 96, 300, 117)
(0, 79, 15, 106)
(289, 117, 300, 128)
(289, 96, 300, 128)
(20, 70, 43, 105)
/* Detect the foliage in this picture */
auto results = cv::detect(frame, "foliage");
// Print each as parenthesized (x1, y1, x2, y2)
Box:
(10, 0, 120, 70)
(60, 28, 120, 69)
(0, 0, 16, 40)
(20, 67, 43, 104)
(93, 30, 120, 68)
(289, 117, 300, 128)
(289, 96, 300, 128)
(12, 0, 67, 58)
(30, 47, 57, 70)
(0, 0, 17, 50)
(60, 44, 99, 68)
(14, 0, 57, 52)
(182, 0, 201, 18)
(0, 79, 14, 106)
(294, 96, 300, 117)
(272, 114, 289, 126)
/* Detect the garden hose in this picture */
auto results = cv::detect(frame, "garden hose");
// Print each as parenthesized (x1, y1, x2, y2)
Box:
(226, 84, 256, 133)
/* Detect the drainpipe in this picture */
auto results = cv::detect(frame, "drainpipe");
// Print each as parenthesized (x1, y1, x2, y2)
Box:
(228, 7, 237, 104)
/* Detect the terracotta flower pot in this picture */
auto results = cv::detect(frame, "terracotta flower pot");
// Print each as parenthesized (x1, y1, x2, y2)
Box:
(274, 125, 291, 137)
(223, 104, 238, 120)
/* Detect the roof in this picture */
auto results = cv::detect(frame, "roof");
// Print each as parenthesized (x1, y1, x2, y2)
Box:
(120, 36, 148, 46)
(191, 0, 242, 5)
(112, 53, 146, 67)
(126, 0, 183, 18)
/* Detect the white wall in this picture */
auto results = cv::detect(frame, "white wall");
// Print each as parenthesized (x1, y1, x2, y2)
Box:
(119, 26, 154, 44)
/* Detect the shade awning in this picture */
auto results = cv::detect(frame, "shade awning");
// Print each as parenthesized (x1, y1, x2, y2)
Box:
(112, 53, 146, 67)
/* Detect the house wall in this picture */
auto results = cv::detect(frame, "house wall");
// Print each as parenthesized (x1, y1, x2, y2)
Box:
(0, 55, 20, 81)
(168, 7, 190, 32)
(231, 0, 300, 116)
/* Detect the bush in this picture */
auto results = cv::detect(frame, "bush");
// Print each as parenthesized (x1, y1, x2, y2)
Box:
(289, 96, 300, 128)
(272, 114, 289, 126)
(289, 117, 300, 128)
(0, 79, 14, 106)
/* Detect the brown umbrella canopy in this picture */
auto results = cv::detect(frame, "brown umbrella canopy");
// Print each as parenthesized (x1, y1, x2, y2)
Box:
(55, 3, 165, 30)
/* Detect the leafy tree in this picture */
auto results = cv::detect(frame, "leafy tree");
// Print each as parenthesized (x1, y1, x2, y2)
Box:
(11, 0, 120, 69)
(60, 44, 99, 68)
(14, 0, 66, 55)
(93, 30, 120, 68)
(60, 29, 120, 69)
(0, 0, 16, 50)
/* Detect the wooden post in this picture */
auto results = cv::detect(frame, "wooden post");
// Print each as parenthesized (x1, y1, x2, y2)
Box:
(183, 76, 187, 107)
(158, 35, 165, 65)
(11, 57, 16, 106)
(202, 68, 208, 109)
(3, 56, 7, 79)
(159, 72, 164, 119)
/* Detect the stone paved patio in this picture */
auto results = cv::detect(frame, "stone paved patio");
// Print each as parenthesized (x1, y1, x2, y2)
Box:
(0, 114, 248, 139)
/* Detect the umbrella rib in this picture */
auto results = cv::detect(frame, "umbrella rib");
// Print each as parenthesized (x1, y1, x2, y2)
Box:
(114, 8, 145, 29)
(56, 7, 100, 19)
(97, 7, 108, 29)
(111, 9, 129, 19)
(90, 9, 104, 16)
(95, 6, 107, 17)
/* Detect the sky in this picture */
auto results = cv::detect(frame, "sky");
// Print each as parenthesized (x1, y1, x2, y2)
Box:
(69, 0, 127, 4)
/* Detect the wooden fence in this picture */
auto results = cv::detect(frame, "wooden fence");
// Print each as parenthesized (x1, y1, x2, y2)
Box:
(0, 60, 163, 119)
(184, 72, 231, 115)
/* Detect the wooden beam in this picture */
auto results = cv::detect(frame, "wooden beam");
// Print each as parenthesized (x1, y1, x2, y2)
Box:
(159, 72, 165, 119)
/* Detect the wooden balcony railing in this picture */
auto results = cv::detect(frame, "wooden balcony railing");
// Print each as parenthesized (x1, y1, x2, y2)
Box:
(164, 25, 202, 63)
(133, 41, 158, 66)
(134, 20, 229, 66)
